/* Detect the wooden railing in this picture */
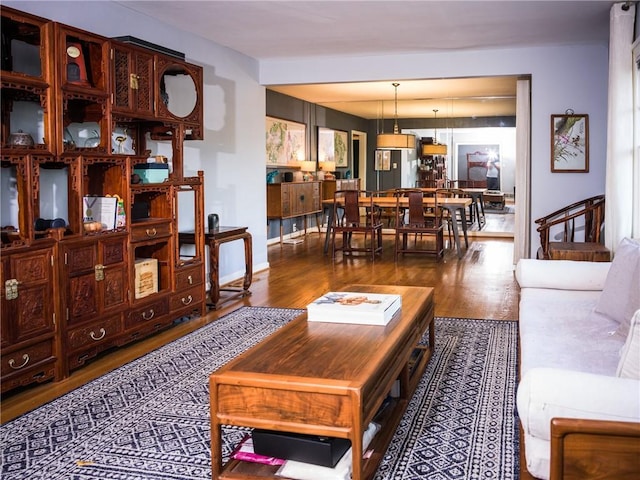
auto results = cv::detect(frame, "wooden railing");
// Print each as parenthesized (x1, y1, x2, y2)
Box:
(535, 194, 605, 259)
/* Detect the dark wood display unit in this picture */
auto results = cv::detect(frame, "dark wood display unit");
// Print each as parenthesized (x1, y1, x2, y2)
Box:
(210, 284, 435, 480)
(0, 5, 206, 393)
(417, 138, 447, 187)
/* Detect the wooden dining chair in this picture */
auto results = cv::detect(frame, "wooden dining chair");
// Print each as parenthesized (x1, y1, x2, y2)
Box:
(435, 188, 463, 247)
(374, 189, 397, 228)
(331, 190, 383, 260)
(394, 189, 444, 260)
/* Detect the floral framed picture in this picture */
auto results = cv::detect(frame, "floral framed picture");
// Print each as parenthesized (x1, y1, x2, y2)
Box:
(265, 116, 306, 166)
(551, 113, 589, 172)
(318, 127, 349, 167)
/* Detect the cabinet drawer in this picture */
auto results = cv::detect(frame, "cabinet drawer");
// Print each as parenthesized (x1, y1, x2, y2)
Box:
(1, 340, 55, 377)
(170, 285, 204, 311)
(122, 316, 174, 344)
(66, 314, 121, 351)
(125, 297, 169, 329)
(176, 264, 203, 290)
(130, 222, 172, 242)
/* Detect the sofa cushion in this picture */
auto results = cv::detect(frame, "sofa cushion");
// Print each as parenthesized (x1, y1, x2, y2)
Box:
(519, 288, 621, 377)
(594, 237, 640, 335)
(617, 309, 640, 379)
(515, 258, 610, 291)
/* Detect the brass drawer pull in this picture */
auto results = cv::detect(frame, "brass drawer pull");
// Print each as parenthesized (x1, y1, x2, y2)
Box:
(187, 275, 193, 285)
(89, 328, 106, 341)
(8, 354, 29, 370)
(181, 295, 193, 305)
(145, 228, 157, 237)
(142, 309, 155, 320)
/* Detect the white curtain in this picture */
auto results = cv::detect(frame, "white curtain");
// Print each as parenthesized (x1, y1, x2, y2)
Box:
(514, 78, 531, 263)
(605, 2, 636, 252)
(633, 39, 640, 237)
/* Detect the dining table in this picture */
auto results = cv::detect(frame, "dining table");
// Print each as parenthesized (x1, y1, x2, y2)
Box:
(322, 195, 472, 258)
(420, 187, 487, 230)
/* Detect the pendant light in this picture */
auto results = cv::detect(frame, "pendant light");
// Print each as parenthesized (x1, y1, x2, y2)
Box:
(422, 109, 448, 156)
(376, 83, 415, 149)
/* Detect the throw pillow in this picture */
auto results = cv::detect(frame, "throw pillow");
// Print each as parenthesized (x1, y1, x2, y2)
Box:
(594, 237, 640, 336)
(617, 309, 640, 379)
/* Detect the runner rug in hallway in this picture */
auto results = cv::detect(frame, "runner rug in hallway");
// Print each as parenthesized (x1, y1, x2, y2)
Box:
(1, 306, 519, 480)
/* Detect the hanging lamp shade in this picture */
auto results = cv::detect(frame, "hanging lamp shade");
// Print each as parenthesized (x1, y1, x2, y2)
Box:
(376, 82, 415, 150)
(377, 132, 415, 149)
(422, 143, 448, 155)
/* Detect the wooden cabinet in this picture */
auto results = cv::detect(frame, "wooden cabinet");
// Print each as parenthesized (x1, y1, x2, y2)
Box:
(267, 182, 321, 219)
(0, 5, 206, 392)
(111, 42, 155, 118)
(1, 244, 57, 392)
(417, 138, 447, 187)
(267, 182, 322, 243)
(60, 234, 128, 370)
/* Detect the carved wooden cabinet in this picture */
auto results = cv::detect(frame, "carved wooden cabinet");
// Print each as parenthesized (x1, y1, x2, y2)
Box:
(61, 234, 128, 370)
(0, 5, 206, 392)
(1, 244, 57, 392)
(111, 42, 155, 118)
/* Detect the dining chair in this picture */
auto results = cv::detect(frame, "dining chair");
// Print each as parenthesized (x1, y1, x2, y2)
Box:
(374, 189, 397, 228)
(394, 189, 444, 260)
(331, 190, 383, 260)
(435, 188, 462, 247)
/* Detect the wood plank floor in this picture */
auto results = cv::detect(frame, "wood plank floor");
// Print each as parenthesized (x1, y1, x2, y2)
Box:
(1, 233, 520, 424)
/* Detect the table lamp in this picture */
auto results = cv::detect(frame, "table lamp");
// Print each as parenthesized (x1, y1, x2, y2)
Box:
(300, 161, 316, 181)
(320, 161, 336, 180)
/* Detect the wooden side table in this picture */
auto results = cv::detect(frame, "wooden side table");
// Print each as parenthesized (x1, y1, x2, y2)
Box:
(179, 227, 252, 309)
(548, 242, 611, 262)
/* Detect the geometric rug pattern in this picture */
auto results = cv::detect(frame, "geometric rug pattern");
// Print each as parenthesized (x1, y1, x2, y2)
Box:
(1, 307, 519, 479)
(374, 318, 519, 479)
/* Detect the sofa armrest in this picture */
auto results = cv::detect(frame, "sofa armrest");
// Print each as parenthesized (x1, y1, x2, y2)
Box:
(550, 417, 640, 480)
(515, 259, 611, 291)
(517, 368, 640, 441)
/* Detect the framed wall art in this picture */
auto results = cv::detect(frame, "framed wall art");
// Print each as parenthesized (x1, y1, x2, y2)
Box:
(265, 116, 306, 166)
(318, 127, 349, 168)
(551, 113, 589, 173)
(375, 150, 391, 171)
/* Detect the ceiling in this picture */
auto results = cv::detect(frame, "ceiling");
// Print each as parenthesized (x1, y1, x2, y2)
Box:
(117, 1, 618, 119)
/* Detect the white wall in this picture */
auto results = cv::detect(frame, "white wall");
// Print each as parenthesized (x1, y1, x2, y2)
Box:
(261, 45, 609, 255)
(7, 0, 269, 282)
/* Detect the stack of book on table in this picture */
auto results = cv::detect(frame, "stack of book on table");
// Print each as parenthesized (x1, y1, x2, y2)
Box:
(231, 422, 380, 480)
(306, 292, 402, 326)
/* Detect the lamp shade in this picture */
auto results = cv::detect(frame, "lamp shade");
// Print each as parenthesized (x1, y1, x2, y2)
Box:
(300, 161, 316, 172)
(421, 144, 448, 156)
(320, 161, 336, 172)
(376, 133, 416, 149)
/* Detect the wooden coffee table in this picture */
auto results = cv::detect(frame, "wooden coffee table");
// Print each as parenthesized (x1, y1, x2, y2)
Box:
(209, 284, 434, 480)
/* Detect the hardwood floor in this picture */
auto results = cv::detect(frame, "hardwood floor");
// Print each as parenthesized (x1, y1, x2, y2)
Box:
(1, 233, 519, 424)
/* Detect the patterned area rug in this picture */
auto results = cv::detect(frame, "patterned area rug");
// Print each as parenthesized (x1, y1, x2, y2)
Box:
(1, 307, 519, 480)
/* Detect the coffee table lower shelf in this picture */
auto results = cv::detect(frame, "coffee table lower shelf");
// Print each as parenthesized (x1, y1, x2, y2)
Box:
(218, 396, 411, 480)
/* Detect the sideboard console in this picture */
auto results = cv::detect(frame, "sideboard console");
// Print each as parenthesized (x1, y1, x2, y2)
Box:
(267, 182, 322, 243)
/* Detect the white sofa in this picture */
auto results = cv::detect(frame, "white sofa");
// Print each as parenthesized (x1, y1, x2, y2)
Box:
(515, 238, 640, 479)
